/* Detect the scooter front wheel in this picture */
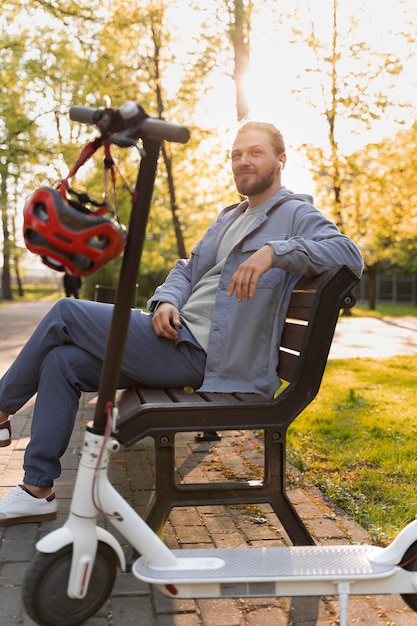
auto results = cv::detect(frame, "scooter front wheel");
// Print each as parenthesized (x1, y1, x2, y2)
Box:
(22, 541, 118, 626)
(400, 540, 417, 612)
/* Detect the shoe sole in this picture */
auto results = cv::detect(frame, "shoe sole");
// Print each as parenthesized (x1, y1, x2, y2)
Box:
(0, 439, 11, 447)
(0, 512, 57, 527)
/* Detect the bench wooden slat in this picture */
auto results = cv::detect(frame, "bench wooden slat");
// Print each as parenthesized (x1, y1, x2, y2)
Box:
(200, 392, 243, 402)
(232, 392, 267, 402)
(136, 387, 172, 403)
(117, 387, 142, 415)
(167, 389, 207, 403)
(277, 349, 300, 381)
(286, 291, 316, 321)
(293, 273, 331, 289)
(280, 320, 308, 353)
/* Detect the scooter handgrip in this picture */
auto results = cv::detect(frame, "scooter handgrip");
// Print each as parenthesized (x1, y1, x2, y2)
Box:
(69, 106, 104, 124)
(141, 118, 190, 144)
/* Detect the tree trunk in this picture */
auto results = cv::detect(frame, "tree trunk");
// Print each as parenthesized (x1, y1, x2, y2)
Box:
(152, 18, 187, 260)
(161, 144, 187, 259)
(367, 264, 378, 311)
(229, 0, 251, 121)
(14, 259, 24, 297)
(0, 165, 12, 300)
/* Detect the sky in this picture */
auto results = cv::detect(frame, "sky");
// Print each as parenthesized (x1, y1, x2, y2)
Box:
(168, 0, 416, 194)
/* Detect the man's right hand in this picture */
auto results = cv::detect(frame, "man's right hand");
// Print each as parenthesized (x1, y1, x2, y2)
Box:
(151, 302, 182, 340)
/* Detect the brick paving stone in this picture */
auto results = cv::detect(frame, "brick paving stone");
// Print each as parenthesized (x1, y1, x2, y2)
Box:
(175, 524, 212, 545)
(1, 538, 37, 561)
(0, 585, 23, 615)
(203, 514, 240, 534)
(197, 598, 241, 626)
(305, 516, 347, 540)
(211, 533, 249, 549)
(110, 595, 154, 623)
(244, 605, 289, 626)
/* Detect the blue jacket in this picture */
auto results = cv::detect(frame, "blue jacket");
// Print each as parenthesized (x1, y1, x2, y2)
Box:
(148, 188, 363, 398)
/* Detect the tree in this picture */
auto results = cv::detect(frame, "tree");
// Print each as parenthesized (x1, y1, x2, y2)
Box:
(341, 121, 417, 307)
(2, 0, 231, 300)
(81, 0, 226, 286)
(0, 0, 99, 298)
(0, 26, 48, 299)
(288, 0, 412, 307)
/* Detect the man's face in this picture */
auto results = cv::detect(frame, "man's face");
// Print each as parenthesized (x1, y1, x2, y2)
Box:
(231, 130, 280, 198)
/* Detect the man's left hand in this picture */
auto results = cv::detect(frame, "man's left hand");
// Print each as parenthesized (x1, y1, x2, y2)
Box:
(227, 245, 273, 302)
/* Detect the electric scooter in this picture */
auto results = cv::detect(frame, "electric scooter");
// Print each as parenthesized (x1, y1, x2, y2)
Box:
(22, 103, 417, 626)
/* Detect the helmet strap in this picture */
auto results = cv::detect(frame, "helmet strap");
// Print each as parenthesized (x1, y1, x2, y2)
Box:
(102, 139, 135, 224)
(59, 136, 135, 224)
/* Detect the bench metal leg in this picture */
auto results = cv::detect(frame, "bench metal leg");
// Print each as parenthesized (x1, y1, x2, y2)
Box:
(143, 430, 314, 546)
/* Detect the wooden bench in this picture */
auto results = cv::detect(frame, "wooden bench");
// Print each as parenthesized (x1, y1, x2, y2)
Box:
(116, 265, 359, 545)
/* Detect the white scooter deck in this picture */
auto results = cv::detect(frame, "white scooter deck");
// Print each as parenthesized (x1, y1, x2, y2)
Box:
(133, 545, 395, 585)
(132, 544, 416, 626)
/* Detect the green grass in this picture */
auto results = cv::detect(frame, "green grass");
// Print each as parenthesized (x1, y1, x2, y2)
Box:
(12, 285, 61, 301)
(0, 285, 61, 305)
(353, 302, 417, 318)
(287, 355, 417, 545)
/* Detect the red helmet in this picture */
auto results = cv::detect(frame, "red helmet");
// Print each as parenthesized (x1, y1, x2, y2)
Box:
(23, 186, 126, 275)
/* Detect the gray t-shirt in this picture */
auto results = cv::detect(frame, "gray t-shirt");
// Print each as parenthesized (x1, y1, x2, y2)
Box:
(180, 203, 266, 351)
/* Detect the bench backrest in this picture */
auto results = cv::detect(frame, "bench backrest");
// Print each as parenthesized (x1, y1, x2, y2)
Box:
(273, 265, 357, 407)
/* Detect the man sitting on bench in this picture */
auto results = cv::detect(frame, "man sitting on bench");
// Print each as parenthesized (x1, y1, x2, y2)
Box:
(0, 121, 363, 526)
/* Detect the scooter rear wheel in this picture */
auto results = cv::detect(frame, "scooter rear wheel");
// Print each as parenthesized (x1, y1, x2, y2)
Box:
(22, 541, 118, 626)
(400, 540, 417, 612)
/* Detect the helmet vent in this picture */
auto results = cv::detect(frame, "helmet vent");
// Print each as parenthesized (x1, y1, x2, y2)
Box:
(33, 202, 49, 222)
(88, 235, 110, 250)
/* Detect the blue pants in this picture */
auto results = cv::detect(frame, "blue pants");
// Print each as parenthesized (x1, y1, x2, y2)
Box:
(0, 299, 206, 488)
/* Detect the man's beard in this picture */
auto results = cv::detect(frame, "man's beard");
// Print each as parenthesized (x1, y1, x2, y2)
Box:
(234, 163, 277, 197)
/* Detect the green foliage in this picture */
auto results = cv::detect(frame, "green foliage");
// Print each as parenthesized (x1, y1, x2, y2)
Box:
(290, 2, 416, 279)
(287, 355, 417, 544)
(1, 0, 242, 294)
(342, 121, 417, 272)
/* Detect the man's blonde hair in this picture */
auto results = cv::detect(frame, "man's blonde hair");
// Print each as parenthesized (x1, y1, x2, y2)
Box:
(236, 121, 286, 156)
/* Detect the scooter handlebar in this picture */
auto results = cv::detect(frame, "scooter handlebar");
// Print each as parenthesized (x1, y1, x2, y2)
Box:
(69, 106, 104, 125)
(69, 103, 190, 144)
(141, 117, 190, 144)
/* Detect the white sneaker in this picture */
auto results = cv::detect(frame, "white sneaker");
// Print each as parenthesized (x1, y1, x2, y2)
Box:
(0, 485, 57, 526)
(0, 419, 11, 447)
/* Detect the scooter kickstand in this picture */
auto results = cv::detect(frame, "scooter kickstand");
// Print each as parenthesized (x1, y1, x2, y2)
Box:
(337, 582, 351, 626)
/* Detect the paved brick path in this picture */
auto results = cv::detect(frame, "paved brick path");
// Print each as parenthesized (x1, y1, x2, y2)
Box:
(1, 393, 417, 625)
